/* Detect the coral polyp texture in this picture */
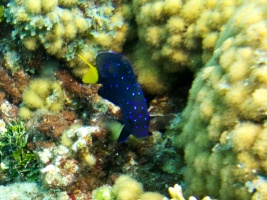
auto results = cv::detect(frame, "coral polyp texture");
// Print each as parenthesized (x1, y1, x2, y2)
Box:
(170, 0, 267, 199)
(130, 0, 244, 94)
(92, 175, 165, 200)
(19, 78, 64, 120)
(164, 183, 211, 200)
(5, 0, 127, 78)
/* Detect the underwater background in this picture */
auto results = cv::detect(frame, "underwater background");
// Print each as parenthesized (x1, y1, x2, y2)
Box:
(0, 0, 266, 199)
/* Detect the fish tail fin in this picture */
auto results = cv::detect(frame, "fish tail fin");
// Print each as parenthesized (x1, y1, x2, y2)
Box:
(78, 54, 99, 84)
(78, 54, 95, 69)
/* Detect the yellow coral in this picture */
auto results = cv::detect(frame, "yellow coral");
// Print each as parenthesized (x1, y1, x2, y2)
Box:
(193, 152, 210, 174)
(139, 192, 164, 200)
(24, 0, 42, 14)
(46, 38, 63, 55)
(52, 24, 65, 37)
(252, 128, 267, 159)
(18, 106, 33, 120)
(113, 175, 143, 200)
(167, 183, 211, 200)
(16, 10, 29, 22)
(41, 0, 58, 13)
(252, 88, 267, 108)
(228, 59, 249, 82)
(94, 33, 113, 47)
(22, 89, 44, 109)
(28, 78, 51, 99)
(163, 0, 182, 16)
(202, 32, 218, 49)
(150, 1, 164, 20)
(64, 23, 77, 39)
(60, 9, 74, 25)
(74, 17, 89, 33)
(237, 152, 260, 174)
(169, 1, 267, 199)
(22, 36, 39, 51)
(232, 122, 261, 152)
(225, 83, 249, 106)
(58, 0, 78, 7)
(20, 78, 64, 119)
(83, 153, 96, 167)
(181, 0, 204, 23)
(145, 26, 162, 47)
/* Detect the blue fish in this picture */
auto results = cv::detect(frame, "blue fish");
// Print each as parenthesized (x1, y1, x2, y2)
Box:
(95, 52, 150, 142)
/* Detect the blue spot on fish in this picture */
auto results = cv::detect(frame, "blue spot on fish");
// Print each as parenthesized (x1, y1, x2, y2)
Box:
(96, 52, 150, 142)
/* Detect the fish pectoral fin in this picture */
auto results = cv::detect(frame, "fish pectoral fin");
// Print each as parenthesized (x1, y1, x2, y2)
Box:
(101, 118, 124, 141)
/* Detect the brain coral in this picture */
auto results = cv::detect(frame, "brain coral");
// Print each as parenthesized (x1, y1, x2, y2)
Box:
(5, 0, 127, 79)
(169, 0, 267, 199)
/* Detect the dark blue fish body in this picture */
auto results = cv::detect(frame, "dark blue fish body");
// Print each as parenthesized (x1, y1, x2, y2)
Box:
(96, 52, 150, 142)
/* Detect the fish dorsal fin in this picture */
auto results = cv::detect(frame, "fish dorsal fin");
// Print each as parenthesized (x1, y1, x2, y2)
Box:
(78, 54, 99, 84)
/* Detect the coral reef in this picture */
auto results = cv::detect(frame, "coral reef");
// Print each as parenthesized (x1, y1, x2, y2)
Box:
(5, 0, 127, 79)
(2, 0, 267, 199)
(34, 111, 77, 139)
(170, 1, 267, 199)
(19, 78, 65, 120)
(92, 175, 165, 200)
(0, 63, 30, 104)
(39, 145, 80, 188)
(92, 185, 115, 200)
(129, 0, 243, 94)
(0, 182, 71, 200)
(35, 121, 180, 197)
(36, 124, 105, 193)
(56, 70, 100, 100)
(164, 183, 211, 200)
(0, 97, 19, 123)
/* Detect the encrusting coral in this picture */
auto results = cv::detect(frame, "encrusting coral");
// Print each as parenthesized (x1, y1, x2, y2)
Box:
(168, 0, 267, 199)
(0, 62, 30, 104)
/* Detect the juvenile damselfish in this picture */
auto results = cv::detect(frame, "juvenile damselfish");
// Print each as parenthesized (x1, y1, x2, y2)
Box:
(81, 52, 150, 142)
